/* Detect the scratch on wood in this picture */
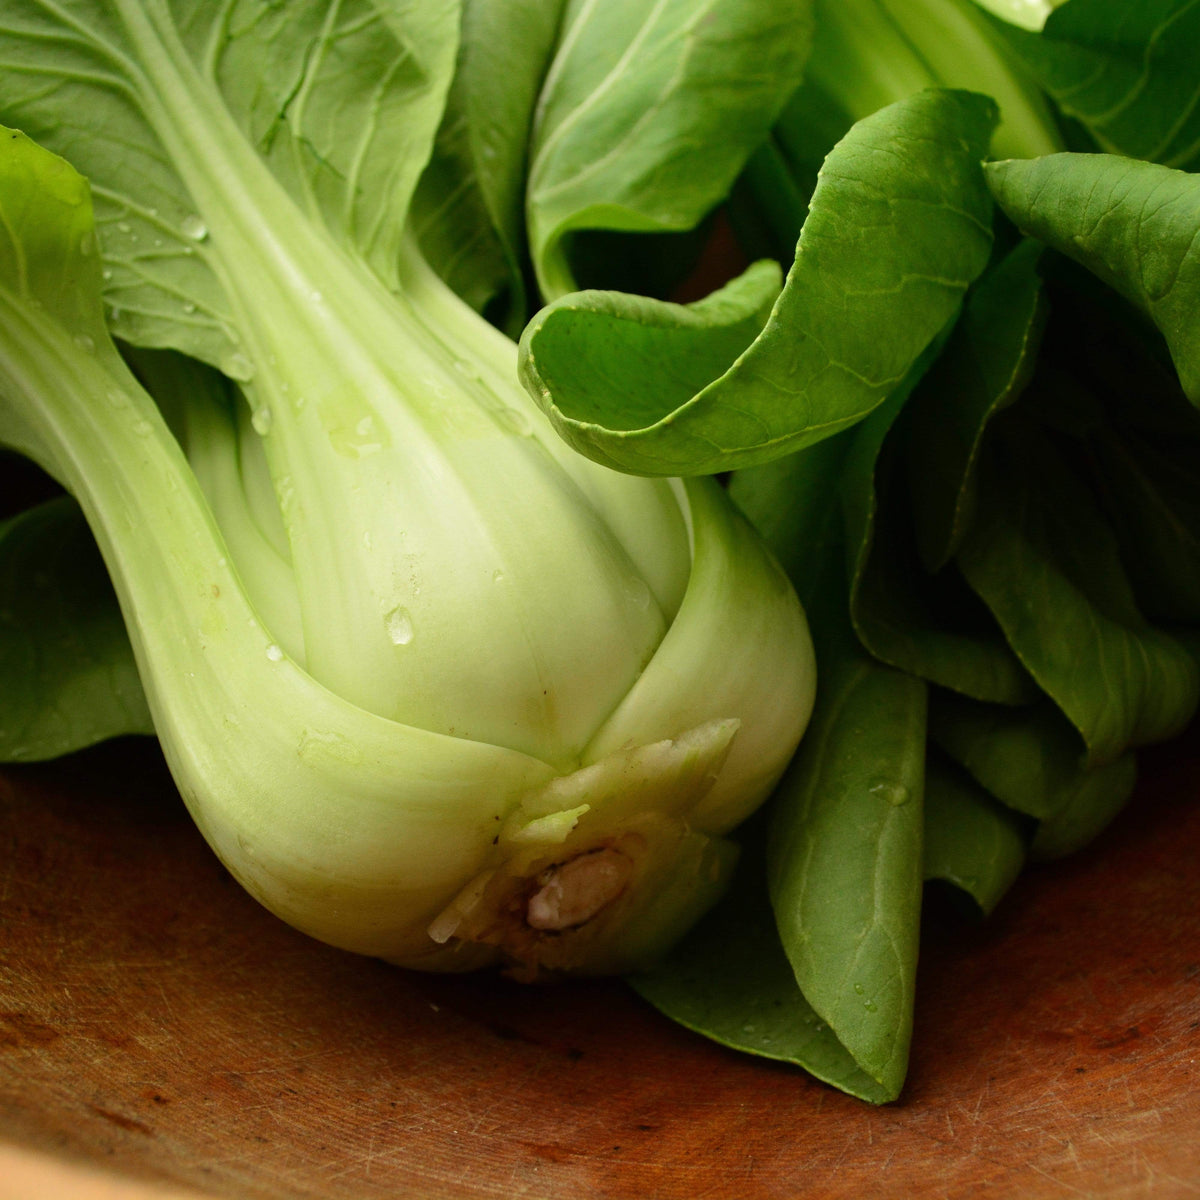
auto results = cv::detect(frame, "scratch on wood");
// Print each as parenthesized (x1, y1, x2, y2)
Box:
(86, 1103, 154, 1137)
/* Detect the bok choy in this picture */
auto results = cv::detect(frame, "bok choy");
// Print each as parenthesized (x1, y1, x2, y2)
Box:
(0, 1, 815, 979)
(4, 0, 1200, 1108)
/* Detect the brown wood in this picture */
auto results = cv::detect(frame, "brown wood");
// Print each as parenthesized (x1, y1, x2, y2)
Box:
(1, 726, 1198, 1199)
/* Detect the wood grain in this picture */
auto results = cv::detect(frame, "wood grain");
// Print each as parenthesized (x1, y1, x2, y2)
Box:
(1, 726, 1197, 1200)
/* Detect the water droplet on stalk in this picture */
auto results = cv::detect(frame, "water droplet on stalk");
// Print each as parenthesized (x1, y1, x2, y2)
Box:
(624, 577, 651, 611)
(868, 778, 911, 806)
(221, 351, 255, 381)
(385, 606, 414, 646)
(495, 406, 533, 437)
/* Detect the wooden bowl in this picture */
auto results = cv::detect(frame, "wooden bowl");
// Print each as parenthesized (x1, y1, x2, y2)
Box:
(2, 721, 1198, 1199)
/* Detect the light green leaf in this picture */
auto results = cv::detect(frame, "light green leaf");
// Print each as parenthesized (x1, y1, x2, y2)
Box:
(0, 498, 152, 761)
(957, 417, 1200, 763)
(520, 89, 998, 476)
(969, 0, 1061, 32)
(0, 125, 117, 472)
(0, 0, 459, 366)
(767, 609, 926, 1099)
(991, 0, 1200, 168)
(986, 153, 1200, 402)
(527, 0, 813, 298)
(922, 753, 1025, 915)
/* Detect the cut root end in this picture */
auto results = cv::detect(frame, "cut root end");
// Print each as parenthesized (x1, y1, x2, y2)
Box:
(525, 846, 634, 931)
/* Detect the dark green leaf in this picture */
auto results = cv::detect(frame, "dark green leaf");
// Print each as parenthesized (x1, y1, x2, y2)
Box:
(846, 374, 1039, 705)
(992, 0, 1200, 169)
(1089, 425, 1200, 625)
(906, 239, 1048, 572)
(0, 497, 151, 761)
(928, 691, 1137, 858)
(956, 417, 1199, 762)
(922, 752, 1026, 915)
(767, 605, 926, 1099)
(986, 153, 1200, 402)
(630, 827, 894, 1103)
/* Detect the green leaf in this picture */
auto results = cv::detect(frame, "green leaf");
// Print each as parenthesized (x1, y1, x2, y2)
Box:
(991, 0, 1200, 169)
(0, 0, 459, 366)
(1089, 425, 1200, 625)
(0, 126, 117, 473)
(729, 430, 857, 609)
(526, 0, 813, 298)
(0, 497, 152, 760)
(412, 0, 567, 326)
(986, 153, 1200, 402)
(906, 239, 1048, 573)
(922, 752, 1025, 915)
(956, 420, 1200, 761)
(845, 371, 1039, 705)
(928, 692, 1137, 858)
(519, 89, 999, 476)
(630, 826, 895, 1104)
(767, 608, 926, 1099)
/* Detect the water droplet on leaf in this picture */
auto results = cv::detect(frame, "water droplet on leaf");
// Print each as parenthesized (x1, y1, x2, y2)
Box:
(181, 214, 208, 241)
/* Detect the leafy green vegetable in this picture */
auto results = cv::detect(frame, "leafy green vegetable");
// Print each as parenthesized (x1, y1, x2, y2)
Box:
(0, 2, 817, 980)
(845, 363, 1038, 706)
(929, 693, 1137, 858)
(905, 239, 1048, 573)
(793, 0, 1063, 163)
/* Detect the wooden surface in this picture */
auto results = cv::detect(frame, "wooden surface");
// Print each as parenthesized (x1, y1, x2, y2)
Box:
(1, 728, 1198, 1200)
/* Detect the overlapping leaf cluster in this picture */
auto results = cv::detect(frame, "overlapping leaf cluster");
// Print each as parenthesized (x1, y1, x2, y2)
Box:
(510, 0, 1200, 1100)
